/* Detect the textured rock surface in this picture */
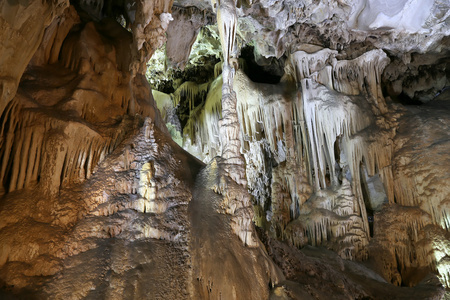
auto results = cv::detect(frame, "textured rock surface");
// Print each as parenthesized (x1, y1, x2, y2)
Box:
(0, 0, 450, 298)
(0, 0, 69, 116)
(172, 5, 450, 292)
(165, 6, 213, 70)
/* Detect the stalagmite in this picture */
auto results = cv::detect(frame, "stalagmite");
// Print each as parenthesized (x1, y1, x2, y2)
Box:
(215, 0, 240, 162)
(210, 0, 257, 247)
(1, 0, 450, 297)
(286, 48, 396, 244)
(184, 46, 394, 255)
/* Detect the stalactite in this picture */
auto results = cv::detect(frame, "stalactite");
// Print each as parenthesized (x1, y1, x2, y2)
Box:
(284, 179, 368, 260)
(166, 47, 397, 261)
(181, 69, 313, 241)
(209, 0, 259, 247)
(182, 77, 222, 161)
(179, 43, 447, 291)
(0, 87, 142, 196)
(172, 81, 210, 110)
(234, 72, 311, 218)
(370, 205, 444, 286)
(331, 50, 390, 115)
(283, 47, 396, 249)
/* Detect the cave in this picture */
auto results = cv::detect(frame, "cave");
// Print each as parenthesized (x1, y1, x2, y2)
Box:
(0, 0, 450, 299)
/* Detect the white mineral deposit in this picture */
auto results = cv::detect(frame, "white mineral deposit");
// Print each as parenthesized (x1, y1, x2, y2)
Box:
(0, 0, 449, 298)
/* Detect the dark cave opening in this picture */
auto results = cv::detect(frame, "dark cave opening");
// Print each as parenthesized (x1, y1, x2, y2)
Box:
(240, 46, 284, 84)
(395, 92, 424, 106)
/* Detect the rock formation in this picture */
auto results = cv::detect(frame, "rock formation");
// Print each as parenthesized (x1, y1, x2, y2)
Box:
(0, 0, 449, 299)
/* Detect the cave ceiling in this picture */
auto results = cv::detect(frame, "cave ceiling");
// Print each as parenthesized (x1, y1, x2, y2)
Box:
(61, 0, 450, 105)
(149, 0, 450, 104)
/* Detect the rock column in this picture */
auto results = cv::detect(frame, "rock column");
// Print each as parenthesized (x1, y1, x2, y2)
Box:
(212, 0, 257, 247)
(216, 0, 244, 174)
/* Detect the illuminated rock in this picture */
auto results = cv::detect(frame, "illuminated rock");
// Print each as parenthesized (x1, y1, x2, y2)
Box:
(0, 0, 449, 298)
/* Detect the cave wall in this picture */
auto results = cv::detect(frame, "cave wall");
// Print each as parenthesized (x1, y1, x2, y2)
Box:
(0, 0, 177, 197)
(0, 1, 283, 298)
(0, 0, 449, 298)
(0, 0, 172, 294)
(175, 49, 450, 286)
(162, 5, 450, 286)
(2, 16, 142, 197)
(0, 0, 69, 117)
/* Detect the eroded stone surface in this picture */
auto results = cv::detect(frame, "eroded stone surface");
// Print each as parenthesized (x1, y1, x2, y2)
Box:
(0, 0, 450, 298)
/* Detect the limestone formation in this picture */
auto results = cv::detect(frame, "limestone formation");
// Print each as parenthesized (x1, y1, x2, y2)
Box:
(171, 6, 449, 290)
(1, 0, 450, 299)
(165, 6, 213, 70)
